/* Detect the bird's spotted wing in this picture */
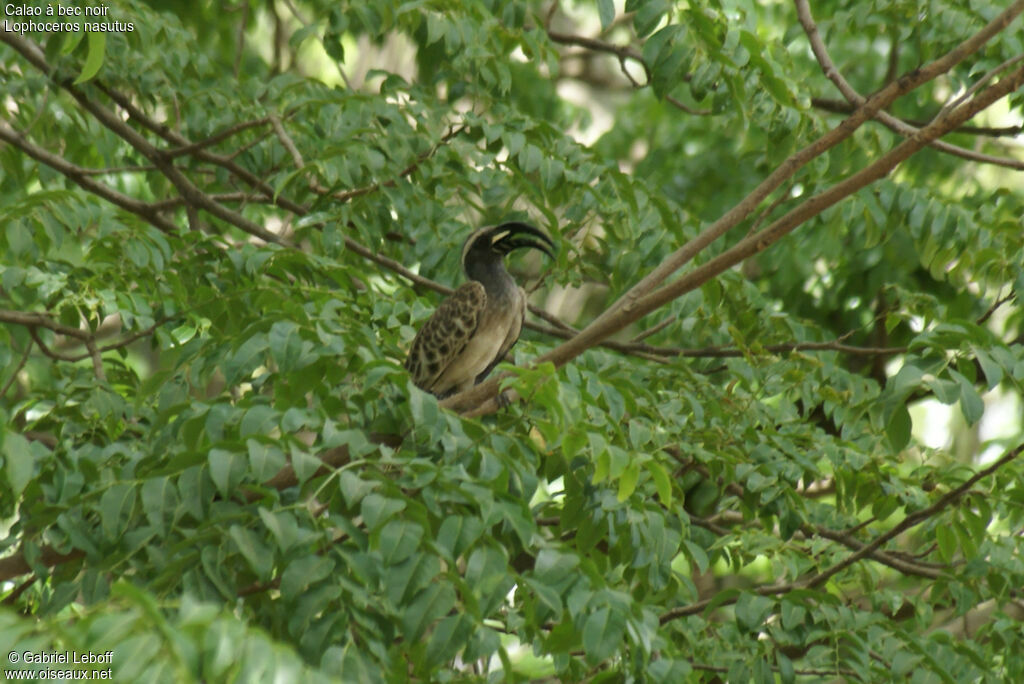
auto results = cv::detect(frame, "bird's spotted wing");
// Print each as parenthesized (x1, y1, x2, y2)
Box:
(404, 282, 486, 393)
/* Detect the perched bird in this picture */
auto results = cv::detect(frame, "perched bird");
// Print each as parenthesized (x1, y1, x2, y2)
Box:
(405, 222, 554, 398)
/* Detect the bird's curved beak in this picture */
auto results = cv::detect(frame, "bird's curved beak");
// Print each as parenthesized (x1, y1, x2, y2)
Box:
(490, 222, 555, 259)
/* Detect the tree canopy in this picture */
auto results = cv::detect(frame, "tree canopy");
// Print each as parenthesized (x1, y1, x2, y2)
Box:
(2, 0, 1024, 681)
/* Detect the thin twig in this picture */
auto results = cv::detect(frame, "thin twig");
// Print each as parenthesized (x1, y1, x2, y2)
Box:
(0, 342, 33, 399)
(629, 313, 675, 343)
(940, 54, 1024, 114)
(977, 291, 1015, 325)
(85, 339, 107, 382)
(747, 182, 795, 237)
(270, 113, 305, 169)
(27, 327, 80, 362)
(232, 0, 249, 79)
(659, 443, 1024, 623)
(811, 98, 1023, 137)
(165, 117, 272, 158)
(665, 95, 712, 116)
(330, 124, 467, 202)
(548, 28, 713, 115)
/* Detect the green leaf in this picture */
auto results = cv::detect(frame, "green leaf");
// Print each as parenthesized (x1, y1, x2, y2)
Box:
(523, 577, 563, 622)
(3, 432, 34, 496)
(582, 606, 626, 665)
(465, 546, 512, 614)
(424, 614, 473, 669)
(735, 593, 773, 633)
(240, 405, 278, 437)
(936, 522, 957, 562)
(973, 347, 1003, 389)
(949, 369, 984, 424)
(377, 520, 423, 565)
(73, 32, 106, 84)
(597, 0, 615, 29)
(289, 446, 322, 485)
(463, 626, 501, 662)
(616, 461, 639, 501)
(534, 548, 579, 584)
(338, 470, 377, 507)
(401, 583, 456, 643)
(279, 554, 335, 600)
(361, 493, 406, 530)
(228, 525, 273, 580)
(60, 30, 85, 55)
(645, 461, 672, 507)
(683, 540, 709, 574)
(885, 403, 912, 451)
(385, 554, 440, 606)
(780, 599, 806, 631)
(247, 439, 287, 481)
(435, 515, 483, 561)
(208, 448, 245, 497)
(633, 0, 669, 38)
(926, 376, 960, 405)
(99, 483, 136, 541)
(140, 476, 176, 532)
(268, 321, 305, 372)
(259, 508, 315, 553)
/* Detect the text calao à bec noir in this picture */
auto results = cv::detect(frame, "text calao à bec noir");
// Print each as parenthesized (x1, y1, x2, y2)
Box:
(3, 3, 134, 32)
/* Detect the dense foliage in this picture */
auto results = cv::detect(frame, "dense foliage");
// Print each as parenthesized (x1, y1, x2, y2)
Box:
(2, 0, 1024, 681)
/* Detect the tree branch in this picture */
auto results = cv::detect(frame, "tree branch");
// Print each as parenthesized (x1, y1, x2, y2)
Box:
(0, 341, 33, 399)
(164, 116, 272, 158)
(444, 6, 1024, 415)
(659, 442, 1024, 623)
(0, 123, 179, 234)
(0, 310, 88, 339)
(811, 97, 1024, 137)
(795, 0, 1024, 170)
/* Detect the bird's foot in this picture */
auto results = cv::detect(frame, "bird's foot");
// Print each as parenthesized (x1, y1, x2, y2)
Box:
(496, 390, 512, 409)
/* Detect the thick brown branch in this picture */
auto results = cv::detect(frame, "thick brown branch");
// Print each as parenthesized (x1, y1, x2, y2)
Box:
(808, 525, 942, 579)
(796, 0, 1024, 170)
(1, 33, 290, 247)
(87, 85, 308, 216)
(0, 123, 179, 234)
(634, 63, 1024, 319)
(0, 310, 88, 339)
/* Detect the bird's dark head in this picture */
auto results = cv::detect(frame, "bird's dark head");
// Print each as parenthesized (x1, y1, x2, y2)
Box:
(461, 222, 555, 280)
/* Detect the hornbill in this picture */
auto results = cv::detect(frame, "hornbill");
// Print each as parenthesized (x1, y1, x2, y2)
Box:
(405, 222, 554, 398)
